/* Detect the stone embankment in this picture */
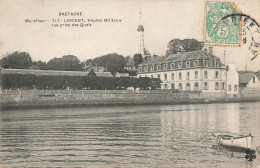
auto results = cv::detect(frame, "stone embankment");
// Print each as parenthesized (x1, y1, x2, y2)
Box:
(0, 88, 259, 110)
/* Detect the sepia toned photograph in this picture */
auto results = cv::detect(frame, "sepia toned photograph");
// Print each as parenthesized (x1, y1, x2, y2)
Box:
(0, 0, 260, 167)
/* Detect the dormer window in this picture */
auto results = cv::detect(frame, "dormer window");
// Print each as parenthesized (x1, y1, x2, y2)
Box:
(194, 60, 199, 67)
(178, 62, 182, 69)
(186, 61, 190, 68)
(157, 65, 161, 71)
(144, 66, 148, 72)
(203, 60, 208, 67)
(139, 67, 142, 72)
(151, 65, 154, 71)
(164, 64, 167, 70)
(215, 61, 219, 67)
(171, 62, 175, 69)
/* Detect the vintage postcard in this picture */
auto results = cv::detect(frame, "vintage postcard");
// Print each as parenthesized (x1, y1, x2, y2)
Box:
(0, 0, 260, 167)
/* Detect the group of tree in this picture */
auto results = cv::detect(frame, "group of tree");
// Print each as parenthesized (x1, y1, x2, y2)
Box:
(133, 53, 143, 67)
(0, 52, 33, 69)
(84, 53, 126, 75)
(166, 38, 204, 56)
(0, 73, 161, 90)
(46, 55, 82, 71)
(0, 52, 83, 71)
(0, 51, 139, 75)
(0, 38, 203, 72)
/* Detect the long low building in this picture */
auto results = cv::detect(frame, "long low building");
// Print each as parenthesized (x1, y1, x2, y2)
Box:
(137, 49, 239, 95)
(0, 68, 113, 77)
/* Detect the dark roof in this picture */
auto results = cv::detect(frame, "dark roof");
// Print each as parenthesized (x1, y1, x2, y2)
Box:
(139, 56, 167, 65)
(256, 71, 260, 80)
(137, 25, 144, 31)
(238, 71, 255, 84)
(0, 68, 113, 77)
(139, 50, 220, 66)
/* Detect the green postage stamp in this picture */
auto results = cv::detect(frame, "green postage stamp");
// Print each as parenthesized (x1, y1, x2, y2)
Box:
(204, 1, 241, 46)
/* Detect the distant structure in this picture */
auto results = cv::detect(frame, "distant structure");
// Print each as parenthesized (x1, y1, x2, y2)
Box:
(137, 10, 145, 55)
(29, 65, 40, 70)
(82, 63, 105, 73)
(114, 72, 130, 77)
(0, 69, 113, 78)
(124, 58, 136, 71)
(238, 71, 260, 88)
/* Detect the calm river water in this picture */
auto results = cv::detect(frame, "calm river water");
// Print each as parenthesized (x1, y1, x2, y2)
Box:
(0, 102, 260, 168)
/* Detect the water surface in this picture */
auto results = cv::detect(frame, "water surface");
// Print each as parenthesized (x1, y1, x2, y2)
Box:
(0, 102, 260, 167)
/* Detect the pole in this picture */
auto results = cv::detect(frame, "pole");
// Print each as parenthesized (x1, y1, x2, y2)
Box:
(224, 48, 228, 102)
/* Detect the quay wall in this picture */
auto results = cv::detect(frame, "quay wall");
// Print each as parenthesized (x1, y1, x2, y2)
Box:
(0, 88, 260, 110)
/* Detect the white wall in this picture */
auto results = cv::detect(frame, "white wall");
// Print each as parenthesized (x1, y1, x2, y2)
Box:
(137, 68, 226, 92)
(227, 64, 239, 94)
(247, 74, 260, 88)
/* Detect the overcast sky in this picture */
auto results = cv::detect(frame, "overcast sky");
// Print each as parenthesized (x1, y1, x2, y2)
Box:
(0, 0, 259, 70)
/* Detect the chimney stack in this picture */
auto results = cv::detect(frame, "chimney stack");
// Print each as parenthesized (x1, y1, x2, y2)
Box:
(208, 47, 213, 55)
(153, 53, 158, 59)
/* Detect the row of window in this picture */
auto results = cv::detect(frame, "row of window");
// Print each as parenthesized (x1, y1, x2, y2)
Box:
(163, 82, 238, 91)
(166, 82, 200, 90)
(139, 60, 220, 72)
(140, 70, 220, 81)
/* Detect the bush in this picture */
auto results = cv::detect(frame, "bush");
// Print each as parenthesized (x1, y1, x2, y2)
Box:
(0, 74, 161, 90)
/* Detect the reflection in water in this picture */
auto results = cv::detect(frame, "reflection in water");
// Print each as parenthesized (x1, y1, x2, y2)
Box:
(0, 102, 260, 167)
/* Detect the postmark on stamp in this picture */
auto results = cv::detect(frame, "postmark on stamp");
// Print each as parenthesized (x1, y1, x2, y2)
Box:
(242, 16, 260, 61)
(204, 1, 241, 46)
(218, 13, 260, 61)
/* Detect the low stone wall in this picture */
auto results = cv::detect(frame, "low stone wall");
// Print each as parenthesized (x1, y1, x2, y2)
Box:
(0, 89, 259, 110)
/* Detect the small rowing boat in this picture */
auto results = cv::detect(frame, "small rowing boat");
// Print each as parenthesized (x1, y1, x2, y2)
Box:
(212, 132, 253, 149)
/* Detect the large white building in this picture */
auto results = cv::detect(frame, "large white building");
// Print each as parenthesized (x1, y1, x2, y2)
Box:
(137, 49, 239, 94)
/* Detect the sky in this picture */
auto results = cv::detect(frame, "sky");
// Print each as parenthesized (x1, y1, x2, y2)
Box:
(0, 0, 259, 71)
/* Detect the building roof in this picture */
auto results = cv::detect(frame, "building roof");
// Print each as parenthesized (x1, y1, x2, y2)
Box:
(139, 50, 219, 66)
(238, 71, 255, 84)
(139, 56, 166, 65)
(95, 72, 113, 77)
(137, 25, 144, 31)
(0, 68, 113, 77)
(256, 71, 260, 80)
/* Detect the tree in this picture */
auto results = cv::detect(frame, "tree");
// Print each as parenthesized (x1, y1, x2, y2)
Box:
(46, 55, 82, 71)
(166, 38, 203, 56)
(150, 78, 161, 90)
(0, 51, 33, 69)
(60, 55, 82, 71)
(88, 69, 97, 77)
(85, 53, 126, 75)
(46, 58, 62, 70)
(138, 77, 151, 90)
(133, 53, 143, 67)
(33, 60, 47, 70)
(125, 56, 131, 63)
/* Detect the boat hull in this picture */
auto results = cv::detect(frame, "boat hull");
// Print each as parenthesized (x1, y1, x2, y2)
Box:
(218, 135, 252, 149)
